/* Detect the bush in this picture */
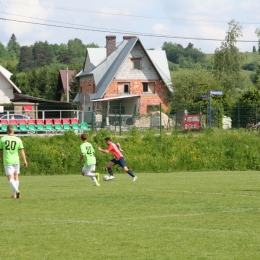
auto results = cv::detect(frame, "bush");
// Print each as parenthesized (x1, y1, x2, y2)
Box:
(243, 60, 259, 71)
(168, 61, 179, 71)
(12, 129, 260, 175)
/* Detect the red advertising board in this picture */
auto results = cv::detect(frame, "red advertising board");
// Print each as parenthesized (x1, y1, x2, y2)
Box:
(184, 114, 206, 131)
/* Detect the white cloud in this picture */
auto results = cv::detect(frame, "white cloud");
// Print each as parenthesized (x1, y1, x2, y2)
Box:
(152, 23, 169, 34)
(2, 0, 51, 42)
(0, 0, 259, 53)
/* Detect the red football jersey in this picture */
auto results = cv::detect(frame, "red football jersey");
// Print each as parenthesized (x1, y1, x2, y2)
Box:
(107, 143, 123, 160)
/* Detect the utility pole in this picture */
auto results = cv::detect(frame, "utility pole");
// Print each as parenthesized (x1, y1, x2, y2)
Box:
(66, 67, 69, 102)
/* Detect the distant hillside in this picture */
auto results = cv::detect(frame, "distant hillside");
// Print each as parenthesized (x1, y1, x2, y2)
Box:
(204, 52, 260, 68)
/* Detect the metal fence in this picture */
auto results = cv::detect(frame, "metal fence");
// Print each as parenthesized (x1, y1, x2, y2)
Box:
(172, 102, 260, 131)
(1, 101, 260, 134)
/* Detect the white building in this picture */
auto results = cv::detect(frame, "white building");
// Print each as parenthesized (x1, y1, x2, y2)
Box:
(0, 65, 21, 104)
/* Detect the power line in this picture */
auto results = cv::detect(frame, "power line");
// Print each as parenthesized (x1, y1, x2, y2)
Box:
(1, 0, 260, 25)
(0, 11, 154, 35)
(0, 17, 258, 42)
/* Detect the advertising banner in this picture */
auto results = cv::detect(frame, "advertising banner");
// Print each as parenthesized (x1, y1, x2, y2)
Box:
(184, 114, 206, 131)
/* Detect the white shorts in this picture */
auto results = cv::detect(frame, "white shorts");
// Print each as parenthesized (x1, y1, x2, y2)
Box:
(4, 165, 20, 176)
(82, 165, 96, 175)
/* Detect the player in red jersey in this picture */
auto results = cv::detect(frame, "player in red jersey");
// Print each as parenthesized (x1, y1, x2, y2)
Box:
(98, 137, 137, 181)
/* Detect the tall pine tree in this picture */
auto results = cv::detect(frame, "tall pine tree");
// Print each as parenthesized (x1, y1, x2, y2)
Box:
(6, 34, 21, 61)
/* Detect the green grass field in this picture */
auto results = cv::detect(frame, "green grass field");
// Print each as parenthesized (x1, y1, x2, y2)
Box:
(1, 172, 260, 260)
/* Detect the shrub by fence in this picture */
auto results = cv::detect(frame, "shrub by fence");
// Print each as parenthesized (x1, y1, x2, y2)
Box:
(1, 129, 259, 176)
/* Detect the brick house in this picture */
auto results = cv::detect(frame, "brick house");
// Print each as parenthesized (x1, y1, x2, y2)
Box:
(75, 36, 172, 124)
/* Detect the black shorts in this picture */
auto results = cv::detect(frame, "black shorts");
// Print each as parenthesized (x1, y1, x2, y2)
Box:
(111, 157, 127, 167)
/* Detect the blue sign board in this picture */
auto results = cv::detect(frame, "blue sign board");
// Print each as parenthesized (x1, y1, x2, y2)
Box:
(210, 90, 223, 95)
(199, 94, 208, 98)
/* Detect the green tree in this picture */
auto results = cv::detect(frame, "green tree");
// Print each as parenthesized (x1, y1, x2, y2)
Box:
(6, 34, 21, 61)
(13, 64, 67, 99)
(18, 46, 34, 71)
(170, 69, 222, 110)
(1, 38, 99, 99)
(69, 75, 79, 102)
(255, 28, 260, 53)
(0, 42, 8, 62)
(85, 42, 99, 48)
(253, 46, 257, 52)
(162, 42, 205, 64)
(57, 44, 71, 64)
(254, 65, 260, 88)
(67, 39, 99, 70)
(235, 88, 260, 126)
(68, 38, 86, 59)
(168, 61, 178, 71)
(162, 42, 185, 63)
(213, 20, 244, 91)
(2, 60, 17, 75)
(50, 43, 60, 56)
(243, 60, 259, 71)
(32, 41, 54, 68)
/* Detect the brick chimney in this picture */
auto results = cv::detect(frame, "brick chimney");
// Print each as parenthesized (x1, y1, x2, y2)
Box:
(106, 35, 116, 57)
(123, 36, 137, 40)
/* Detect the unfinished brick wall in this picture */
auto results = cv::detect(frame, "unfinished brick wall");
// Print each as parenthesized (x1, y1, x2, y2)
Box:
(104, 80, 117, 96)
(103, 79, 170, 114)
(79, 75, 96, 94)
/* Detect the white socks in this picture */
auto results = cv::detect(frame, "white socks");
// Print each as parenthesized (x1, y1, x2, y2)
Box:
(16, 180, 19, 190)
(83, 172, 98, 184)
(9, 179, 18, 195)
(92, 177, 98, 184)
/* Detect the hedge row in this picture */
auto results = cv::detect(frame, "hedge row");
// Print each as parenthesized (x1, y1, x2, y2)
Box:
(2, 128, 260, 175)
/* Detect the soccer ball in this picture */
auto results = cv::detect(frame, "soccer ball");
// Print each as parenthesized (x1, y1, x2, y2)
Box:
(103, 175, 110, 181)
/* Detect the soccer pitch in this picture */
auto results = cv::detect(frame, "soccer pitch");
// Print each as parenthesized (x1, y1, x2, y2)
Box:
(1, 172, 260, 260)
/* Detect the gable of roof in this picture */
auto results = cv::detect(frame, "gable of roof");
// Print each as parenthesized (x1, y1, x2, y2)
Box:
(91, 39, 137, 99)
(147, 50, 172, 91)
(82, 48, 106, 72)
(0, 65, 21, 93)
(77, 37, 173, 100)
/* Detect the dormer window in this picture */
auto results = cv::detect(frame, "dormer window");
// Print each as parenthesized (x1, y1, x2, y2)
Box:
(132, 58, 141, 70)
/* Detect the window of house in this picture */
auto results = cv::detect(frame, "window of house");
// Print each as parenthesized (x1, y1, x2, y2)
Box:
(118, 83, 130, 94)
(148, 106, 159, 113)
(143, 83, 148, 92)
(132, 58, 141, 70)
(142, 82, 155, 93)
(124, 84, 129, 93)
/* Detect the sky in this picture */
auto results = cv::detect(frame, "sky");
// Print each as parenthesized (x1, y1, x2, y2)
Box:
(0, 0, 260, 54)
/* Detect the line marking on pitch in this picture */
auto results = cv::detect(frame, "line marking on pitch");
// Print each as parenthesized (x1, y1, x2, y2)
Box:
(0, 208, 256, 227)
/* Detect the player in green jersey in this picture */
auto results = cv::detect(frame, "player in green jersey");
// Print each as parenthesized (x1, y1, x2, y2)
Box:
(0, 125, 28, 198)
(78, 133, 100, 186)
